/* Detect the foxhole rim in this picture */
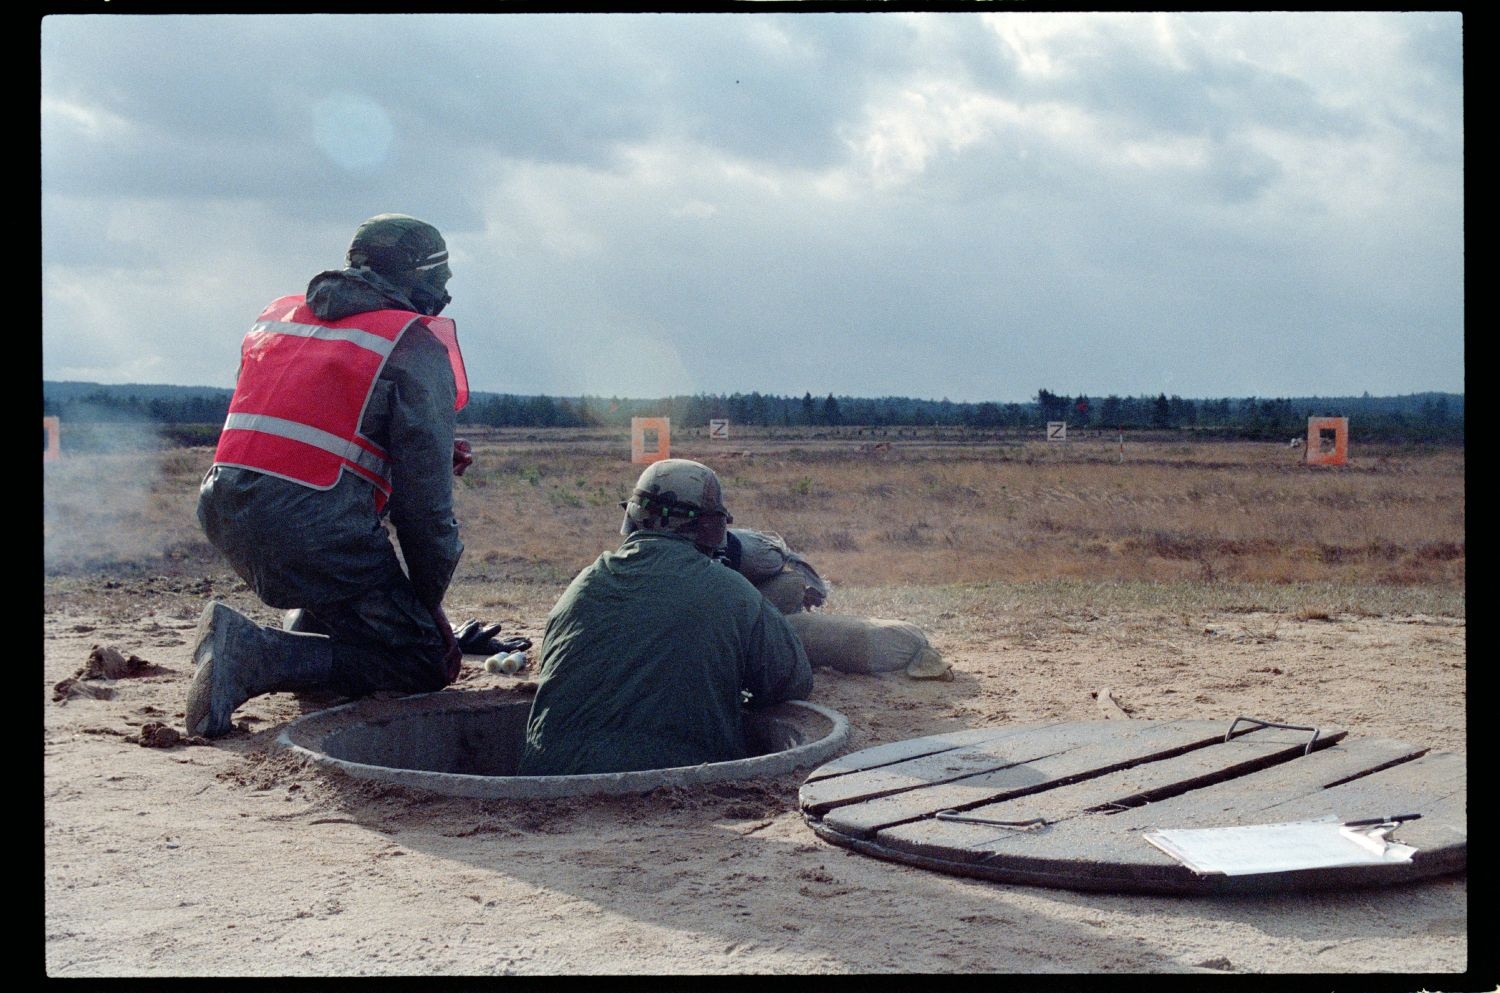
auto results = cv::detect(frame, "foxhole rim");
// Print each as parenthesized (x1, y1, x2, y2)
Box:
(277, 689, 851, 800)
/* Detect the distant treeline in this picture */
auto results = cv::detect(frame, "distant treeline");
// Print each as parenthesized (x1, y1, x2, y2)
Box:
(43, 383, 1464, 445)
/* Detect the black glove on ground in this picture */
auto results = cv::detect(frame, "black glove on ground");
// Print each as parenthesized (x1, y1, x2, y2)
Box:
(454, 619, 503, 654)
(453, 619, 533, 656)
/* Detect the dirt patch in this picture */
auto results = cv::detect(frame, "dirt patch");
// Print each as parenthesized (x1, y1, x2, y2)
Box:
(51, 643, 169, 702)
(43, 573, 1468, 978)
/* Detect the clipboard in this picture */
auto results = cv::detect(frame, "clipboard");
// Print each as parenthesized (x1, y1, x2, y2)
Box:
(1143, 816, 1418, 876)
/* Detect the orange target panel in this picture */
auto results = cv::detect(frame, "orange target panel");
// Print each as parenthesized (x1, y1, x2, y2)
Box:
(1305, 417, 1348, 466)
(631, 417, 671, 464)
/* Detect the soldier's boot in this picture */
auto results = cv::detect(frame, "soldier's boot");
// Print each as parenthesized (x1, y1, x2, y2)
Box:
(186, 602, 334, 738)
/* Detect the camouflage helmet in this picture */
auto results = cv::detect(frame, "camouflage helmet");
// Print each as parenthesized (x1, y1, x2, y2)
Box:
(619, 459, 734, 536)
(346, 213, 451, 315)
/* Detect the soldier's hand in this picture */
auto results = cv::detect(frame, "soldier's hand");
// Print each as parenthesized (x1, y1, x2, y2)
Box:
(431, 604, 463, 682)
(452, 438, 474, 477)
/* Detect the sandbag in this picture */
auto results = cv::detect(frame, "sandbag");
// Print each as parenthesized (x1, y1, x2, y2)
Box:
(730, 529, 792, 582)
(730, 529, 830, 601)
(785, 612, 951, 680)
(756, 569, 811, 615)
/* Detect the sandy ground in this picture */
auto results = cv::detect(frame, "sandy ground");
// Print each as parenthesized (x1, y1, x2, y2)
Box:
(42, 574, 1472, 981)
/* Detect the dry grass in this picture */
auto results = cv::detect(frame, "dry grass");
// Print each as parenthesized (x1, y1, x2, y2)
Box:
(43, 428, 1464, 611)
(453, 428, 1465, 592)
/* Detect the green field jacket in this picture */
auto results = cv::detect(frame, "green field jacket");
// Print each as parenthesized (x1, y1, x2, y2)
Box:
(519, 531, 814, 776)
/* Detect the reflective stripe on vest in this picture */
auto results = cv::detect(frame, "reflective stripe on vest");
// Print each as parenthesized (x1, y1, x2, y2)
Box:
(245, 318, 403, 359)
(220, 412, 392, 482)
(212, 296, 423, 510)
(251, 296, 467, 412)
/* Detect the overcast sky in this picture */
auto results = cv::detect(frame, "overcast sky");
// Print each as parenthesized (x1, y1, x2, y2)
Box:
(41, 11, 1464, 404)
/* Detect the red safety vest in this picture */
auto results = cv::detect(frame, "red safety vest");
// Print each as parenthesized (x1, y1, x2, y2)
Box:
(212, 294, 469, 511)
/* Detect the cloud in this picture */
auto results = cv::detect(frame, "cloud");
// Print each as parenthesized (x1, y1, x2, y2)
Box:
(41, 11, 1464, 400)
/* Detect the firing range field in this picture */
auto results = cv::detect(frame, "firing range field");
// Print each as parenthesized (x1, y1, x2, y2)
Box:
(42, 428, 1468, 978)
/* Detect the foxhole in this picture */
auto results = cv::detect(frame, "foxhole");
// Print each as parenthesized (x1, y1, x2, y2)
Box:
(278, 688, 850, 799)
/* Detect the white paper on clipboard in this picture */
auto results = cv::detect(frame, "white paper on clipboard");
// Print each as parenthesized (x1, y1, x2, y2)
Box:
(1142, 817, 1417, 876)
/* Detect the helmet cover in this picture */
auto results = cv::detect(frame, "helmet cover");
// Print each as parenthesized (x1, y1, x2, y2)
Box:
(346, 213, 451, 315)
(619, 459, 733, 536)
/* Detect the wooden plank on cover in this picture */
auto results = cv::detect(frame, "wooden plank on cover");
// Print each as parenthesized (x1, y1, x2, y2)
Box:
(821, 718, 1250, 837)
(872, 733, 1406, 863)
(800, 724, 1041, 783)
(801, 721, 1464, 896)
(800, 720, 1156, 816)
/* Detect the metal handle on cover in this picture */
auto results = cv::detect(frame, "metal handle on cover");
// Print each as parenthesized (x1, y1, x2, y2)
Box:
(933, 810, 1048, 831)
(1225, 716, 1321, 755)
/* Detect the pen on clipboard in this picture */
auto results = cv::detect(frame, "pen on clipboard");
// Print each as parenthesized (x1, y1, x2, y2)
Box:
(1343, 813, 1421, 827)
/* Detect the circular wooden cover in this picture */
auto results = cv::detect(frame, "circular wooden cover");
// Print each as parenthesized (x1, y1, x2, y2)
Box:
(799, 719, 1466, 895)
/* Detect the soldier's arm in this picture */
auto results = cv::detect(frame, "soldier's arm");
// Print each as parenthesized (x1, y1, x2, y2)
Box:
(383, 326, 463, 608)
(741, 598, 813, 708)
